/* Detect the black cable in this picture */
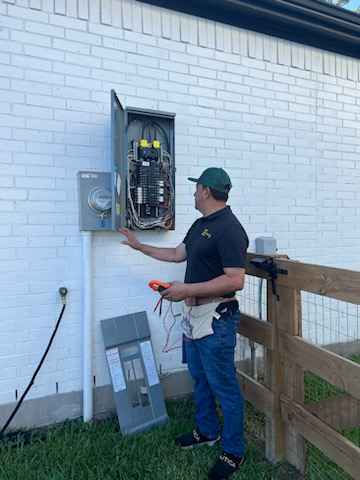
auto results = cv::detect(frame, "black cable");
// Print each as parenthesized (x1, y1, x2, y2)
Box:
(0, 293, 67, 439)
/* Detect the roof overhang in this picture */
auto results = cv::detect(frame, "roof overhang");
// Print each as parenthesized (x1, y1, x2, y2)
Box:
(139, 0, 360, 59)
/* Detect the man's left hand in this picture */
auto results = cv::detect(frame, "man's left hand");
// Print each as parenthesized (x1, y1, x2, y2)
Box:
(160, 281, 190, 302)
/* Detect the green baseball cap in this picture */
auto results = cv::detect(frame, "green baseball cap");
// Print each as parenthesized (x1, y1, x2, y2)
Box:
(188, 167, 232, 193)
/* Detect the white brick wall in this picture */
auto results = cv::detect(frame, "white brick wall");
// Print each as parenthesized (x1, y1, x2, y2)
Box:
(0, 0, 360, 408)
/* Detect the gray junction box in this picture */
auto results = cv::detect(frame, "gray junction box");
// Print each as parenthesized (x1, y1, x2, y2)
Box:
(255, 236, 277, 255)
(101, 311, 168, 435)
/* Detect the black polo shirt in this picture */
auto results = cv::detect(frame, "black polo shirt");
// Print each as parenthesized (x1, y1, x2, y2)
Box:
(183, 206, 249, 295)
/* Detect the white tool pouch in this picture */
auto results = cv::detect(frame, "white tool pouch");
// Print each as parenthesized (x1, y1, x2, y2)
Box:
(181, 302, 221, 340)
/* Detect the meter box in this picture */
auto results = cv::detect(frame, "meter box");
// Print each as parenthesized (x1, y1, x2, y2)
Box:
(78, 91, 176, 232)
(77, 171, 112, 231)
(101, 311, 168, 435)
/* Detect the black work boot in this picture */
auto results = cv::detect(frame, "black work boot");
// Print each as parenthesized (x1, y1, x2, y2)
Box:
(175, 428, 220, 449)
(208, 451, 245, 479)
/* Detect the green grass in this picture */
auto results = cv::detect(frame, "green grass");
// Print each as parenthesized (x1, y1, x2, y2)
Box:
(350, 353, 360, 365)
(304, 353, 360, 405)
(304, 371, 344, 404)
(304, 353, 360, 479)
(0, 398, 300, 480)
(1, 354, 358, 480)
(306, 443, 352, 480)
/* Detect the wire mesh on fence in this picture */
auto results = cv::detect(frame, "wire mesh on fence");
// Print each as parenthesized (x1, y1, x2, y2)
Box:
(302, 292, 360, 352)
(302, 292, 360, 479)
(238, 274, 360, 479)
(236, 275, 267, 382)
(238, 275, 267, 321)
(235, 276, 268, 444)
(303, 362, 360, 479)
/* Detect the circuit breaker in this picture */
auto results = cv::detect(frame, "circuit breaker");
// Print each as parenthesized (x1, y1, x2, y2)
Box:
(101, 311, 168, 435)
(78, 90, 176, 232)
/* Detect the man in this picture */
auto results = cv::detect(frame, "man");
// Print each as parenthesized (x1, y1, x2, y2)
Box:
(120, 167, 249, 480)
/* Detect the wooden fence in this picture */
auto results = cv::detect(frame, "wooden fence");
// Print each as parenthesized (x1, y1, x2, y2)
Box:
(238, 253, 360, 478)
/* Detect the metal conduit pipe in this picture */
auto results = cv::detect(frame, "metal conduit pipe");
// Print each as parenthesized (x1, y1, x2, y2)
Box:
(82, 231, 93, 422)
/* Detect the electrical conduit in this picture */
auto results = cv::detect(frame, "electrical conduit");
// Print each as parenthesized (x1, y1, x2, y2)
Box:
(82, 231, 93, 422)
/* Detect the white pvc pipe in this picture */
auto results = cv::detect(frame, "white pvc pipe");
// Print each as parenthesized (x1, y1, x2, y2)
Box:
(82, 231, 93, 422)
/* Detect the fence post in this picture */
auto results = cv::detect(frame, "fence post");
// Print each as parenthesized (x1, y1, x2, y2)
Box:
(264, 279, 286, 462)
(277, 285, 306, 473)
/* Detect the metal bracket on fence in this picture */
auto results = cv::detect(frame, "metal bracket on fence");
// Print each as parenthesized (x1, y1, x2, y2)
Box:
(250, 257, 288, 301)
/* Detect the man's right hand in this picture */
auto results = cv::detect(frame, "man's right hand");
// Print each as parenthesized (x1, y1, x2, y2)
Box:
(119, 228, 142, 251)
(119, 229, 186, 263)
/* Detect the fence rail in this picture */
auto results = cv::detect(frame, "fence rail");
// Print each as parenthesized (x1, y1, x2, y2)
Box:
(238, 253, 360, 478)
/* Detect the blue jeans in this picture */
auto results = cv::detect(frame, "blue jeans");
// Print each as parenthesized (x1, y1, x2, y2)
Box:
(183, 302, 246, 457)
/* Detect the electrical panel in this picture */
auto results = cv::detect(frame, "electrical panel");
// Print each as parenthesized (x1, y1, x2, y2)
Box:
(77, 91, 176, 232)
(101, 311, 168, 435)
(112, 90, 176, 231)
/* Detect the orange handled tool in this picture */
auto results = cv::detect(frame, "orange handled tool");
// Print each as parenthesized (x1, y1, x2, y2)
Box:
(149, 280, 171, 316)
(149, 280, 171, 293)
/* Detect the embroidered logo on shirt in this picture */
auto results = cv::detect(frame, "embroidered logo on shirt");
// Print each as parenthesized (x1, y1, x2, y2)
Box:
(201, 228, 212, 239)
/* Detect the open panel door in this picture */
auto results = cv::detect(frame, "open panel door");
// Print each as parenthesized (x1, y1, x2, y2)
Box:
(111, 90, 126, 230)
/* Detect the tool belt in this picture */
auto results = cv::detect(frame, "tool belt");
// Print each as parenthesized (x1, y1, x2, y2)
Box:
(181, 299, 238, 340)
(184, 296, 236, 306)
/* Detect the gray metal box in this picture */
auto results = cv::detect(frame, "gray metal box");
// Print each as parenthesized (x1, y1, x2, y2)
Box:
(77, 171, 112, 231)
(255, 236, 277, 255)
(111, 90, 176, 231)
(101, 311, 168, 435)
